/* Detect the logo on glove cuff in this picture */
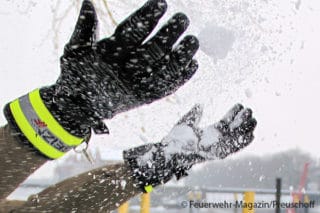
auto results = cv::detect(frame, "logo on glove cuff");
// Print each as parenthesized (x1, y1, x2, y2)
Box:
(33, 119, 47, 128)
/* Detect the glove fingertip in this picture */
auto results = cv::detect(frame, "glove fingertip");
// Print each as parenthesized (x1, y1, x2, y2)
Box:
(192, 103, 203, 118)
(172, 12, 190, 29)
(221, 103, 244, 124)
(147, 0, 168, 15)
(113, 0, 167, 47)
(234, 103, 244, 111)
(177, 103, 203, 127)
(82, 0, 94, 9)
(251, 118, 257, 128)
(183, 35, 200, 49)
(92, 121, 109, 134)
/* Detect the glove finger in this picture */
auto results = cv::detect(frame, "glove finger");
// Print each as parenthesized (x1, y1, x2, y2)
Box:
(181, 59, 198, 83)
(232, 131, 255, 152)
(173, 59, 198, 88)
(68, 0, 97, 47)
(147, 59, 198, 101)
(170, 35, 199, 68)
(229, 108, 252, 131)
(176, 104, 203, 128)
(220, 104, 244, 125)
(142, 13, 190, 62)
(91, 120, 109, 134)
(242, 132, 255, 147)
(166, 35, 199, 85)
(236, 117, 257, 135)
(106, 0, 167, 48)
(200, 117, 256, 160)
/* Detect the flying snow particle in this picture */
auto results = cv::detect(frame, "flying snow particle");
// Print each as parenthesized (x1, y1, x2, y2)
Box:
(199, 24, 235, 60)
(121, 180, 127, 190)
(245, 88, 253, 98)
(259, 175, 265, 182)
(295, 0, 302, 10)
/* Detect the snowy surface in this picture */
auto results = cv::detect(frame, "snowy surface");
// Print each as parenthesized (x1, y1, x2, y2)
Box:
(1, 0, 320, 200)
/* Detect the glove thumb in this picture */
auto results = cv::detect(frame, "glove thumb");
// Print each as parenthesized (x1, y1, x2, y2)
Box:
(161, 104, 203, 154)
(68, 0, 98, 48)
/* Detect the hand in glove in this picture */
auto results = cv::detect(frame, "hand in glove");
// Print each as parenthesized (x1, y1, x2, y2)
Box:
(4, 0, 198, 159)
(124, 104, 257, 192)
(42, 0, 199, 135)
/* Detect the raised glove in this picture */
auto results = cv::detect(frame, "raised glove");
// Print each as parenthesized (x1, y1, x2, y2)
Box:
(124, 104, 257, 192)
(4, 0, 199, 159)
(43, 0, 199, 134)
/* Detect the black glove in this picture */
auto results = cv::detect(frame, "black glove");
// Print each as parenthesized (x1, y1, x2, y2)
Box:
(3, 0, 198, 159)
(124, 104, 257, 192)
(42, 0, 199, 137)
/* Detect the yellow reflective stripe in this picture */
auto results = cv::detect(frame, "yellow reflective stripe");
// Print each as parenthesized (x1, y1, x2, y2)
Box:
(10, 100, 64, 159)
(144, 185, 153, 193)
(29, 89, 83, 146)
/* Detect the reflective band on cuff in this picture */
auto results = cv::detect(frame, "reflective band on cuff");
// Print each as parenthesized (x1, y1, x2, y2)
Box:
(9, 89, 84, 159)
(28, 89, 82, 146)
(144, 185, 153, 193)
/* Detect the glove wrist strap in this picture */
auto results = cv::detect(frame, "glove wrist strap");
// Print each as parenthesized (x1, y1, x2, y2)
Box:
(143, 185, 153, 193)
(6, 89, 85, 159)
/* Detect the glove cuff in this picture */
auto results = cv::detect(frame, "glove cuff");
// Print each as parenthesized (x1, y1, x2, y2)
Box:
(123, 143, 172, 193)
(123, 142, 202, 193)
(4, 89, 88, 159)
(41, 86, 109, 135)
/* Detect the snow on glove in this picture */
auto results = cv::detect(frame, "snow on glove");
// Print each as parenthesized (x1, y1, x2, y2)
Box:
(44, 0, 199, 134)
(3, 0, 199, 159)
(123, 104, 257, 192)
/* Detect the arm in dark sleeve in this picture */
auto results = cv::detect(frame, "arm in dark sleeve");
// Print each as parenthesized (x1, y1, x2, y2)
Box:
(0, 119, 142, 212)
(14, 163, 141, 213)
(0, 124, 47, 200)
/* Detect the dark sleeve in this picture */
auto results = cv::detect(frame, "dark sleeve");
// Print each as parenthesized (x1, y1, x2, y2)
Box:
(0, 124, 47, 200)
(13, 163, 142, 212)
